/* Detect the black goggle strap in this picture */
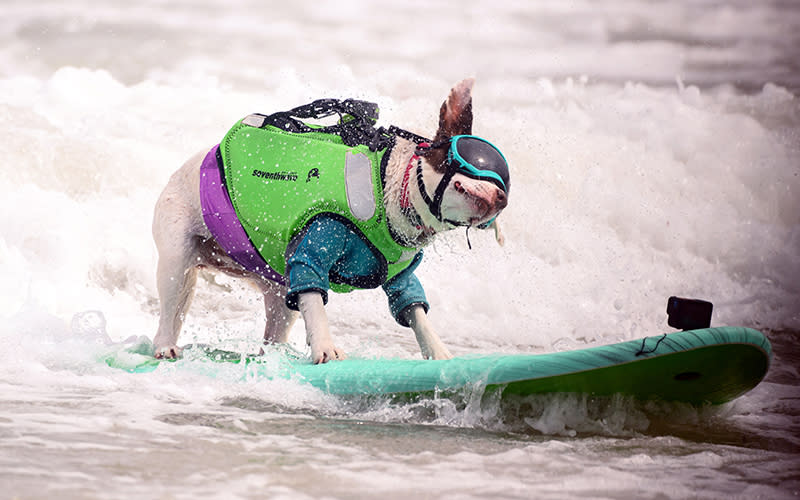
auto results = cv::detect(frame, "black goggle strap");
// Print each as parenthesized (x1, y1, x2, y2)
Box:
(413, 139, 470, 227)
(415, 158, 440, 220)
(415, 158, 464, 227)
(384, 126, 451, 225)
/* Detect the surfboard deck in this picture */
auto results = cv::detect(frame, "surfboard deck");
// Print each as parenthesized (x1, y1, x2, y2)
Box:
(104, 326, 771, 405)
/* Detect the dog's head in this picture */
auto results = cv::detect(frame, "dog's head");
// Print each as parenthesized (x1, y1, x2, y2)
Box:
(415, 79, 509, 232)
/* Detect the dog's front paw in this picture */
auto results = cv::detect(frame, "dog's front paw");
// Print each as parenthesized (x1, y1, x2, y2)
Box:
(154, 345, 182, 360)
(405, 305, 453, 361)
(310, 339, 346, 364)
(421, 341, 453, 361)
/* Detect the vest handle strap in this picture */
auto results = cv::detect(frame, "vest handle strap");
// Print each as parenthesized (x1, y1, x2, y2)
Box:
(243, 99, 434, 153)
(252, 99, 382, 147)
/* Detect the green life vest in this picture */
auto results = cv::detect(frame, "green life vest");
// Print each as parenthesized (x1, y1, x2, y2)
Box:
(219, 113, 420, 293)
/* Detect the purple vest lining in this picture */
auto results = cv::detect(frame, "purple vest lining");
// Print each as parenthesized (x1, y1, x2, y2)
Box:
(199, 145, 286, 285)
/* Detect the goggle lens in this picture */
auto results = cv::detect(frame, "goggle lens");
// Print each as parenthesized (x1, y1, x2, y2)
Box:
(448, 136, 510, 193)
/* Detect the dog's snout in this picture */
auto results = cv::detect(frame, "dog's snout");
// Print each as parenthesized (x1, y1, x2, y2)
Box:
(455, 179, 507, 215)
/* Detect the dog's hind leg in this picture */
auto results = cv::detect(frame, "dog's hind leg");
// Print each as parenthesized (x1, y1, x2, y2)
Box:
(152, 154, 206, 359)
(257, 279, 299, 344)
(152, 242, 199, 359)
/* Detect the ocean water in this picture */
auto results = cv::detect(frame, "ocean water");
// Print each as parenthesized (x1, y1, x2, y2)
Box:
(1, 0, 799, 498)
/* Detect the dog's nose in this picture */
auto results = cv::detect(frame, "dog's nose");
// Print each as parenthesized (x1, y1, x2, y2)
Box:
(495, 188, 508, 210)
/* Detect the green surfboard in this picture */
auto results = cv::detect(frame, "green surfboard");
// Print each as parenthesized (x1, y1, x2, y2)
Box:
(105, 327, 771, 405)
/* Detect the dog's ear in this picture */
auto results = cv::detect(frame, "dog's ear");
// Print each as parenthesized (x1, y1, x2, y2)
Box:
(434, 78, 474, 142)
(422, 78, 474, 171)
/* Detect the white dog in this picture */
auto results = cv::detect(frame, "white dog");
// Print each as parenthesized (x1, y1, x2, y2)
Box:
(152, 78, 509, 363)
